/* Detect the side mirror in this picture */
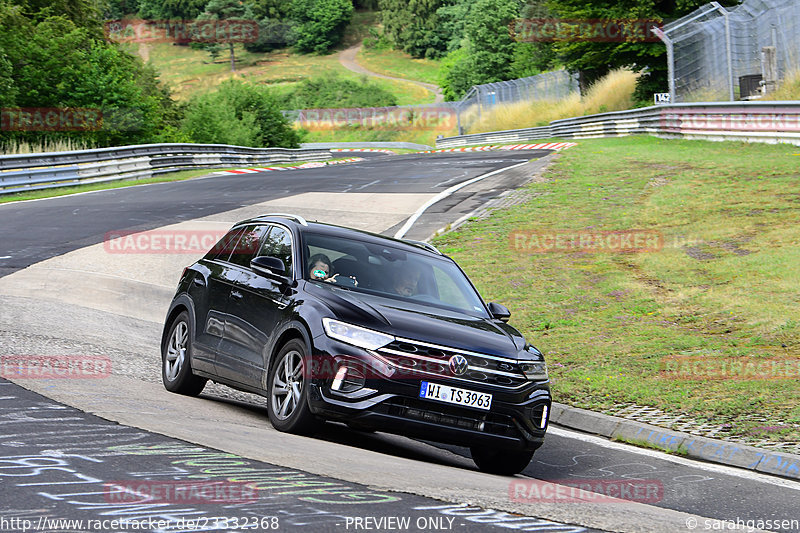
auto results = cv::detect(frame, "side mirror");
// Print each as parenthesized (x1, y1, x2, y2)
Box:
(487, 302, 511, 322)
(250, 256, 287, 280)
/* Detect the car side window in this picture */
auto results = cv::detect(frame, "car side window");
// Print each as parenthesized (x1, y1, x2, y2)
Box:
(258, 225, 293, 276)
(227, 225, 268, 268)
(206, 227, 244, 261)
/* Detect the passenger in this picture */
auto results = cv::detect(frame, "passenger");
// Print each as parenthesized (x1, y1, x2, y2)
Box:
(392, 267, 420, 297)
(308, 253, 334, 281)
(308, 253, 357, 286)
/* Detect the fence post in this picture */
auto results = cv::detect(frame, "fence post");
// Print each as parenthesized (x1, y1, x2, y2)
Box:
(723, 9, 734, 101)
(654, 27, 676, 103)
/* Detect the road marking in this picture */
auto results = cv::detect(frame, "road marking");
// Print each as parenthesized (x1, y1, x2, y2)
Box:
(0, 256, 10, 259)
(394, 161, 529, 239)
(356, 180, 380, 190)
(434, 178, 456, 187)
(547, 426, 800, 491)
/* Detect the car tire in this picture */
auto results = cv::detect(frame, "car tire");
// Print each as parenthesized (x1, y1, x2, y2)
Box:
(470, 446, 534, 476)
(267, 339, 316, 435)
(162, 311, 207, 396)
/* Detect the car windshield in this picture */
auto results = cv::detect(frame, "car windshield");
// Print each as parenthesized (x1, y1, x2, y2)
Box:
(303, 232, 489, 318)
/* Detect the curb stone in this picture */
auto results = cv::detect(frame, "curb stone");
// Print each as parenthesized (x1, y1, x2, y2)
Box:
(549, 402, 800, 481)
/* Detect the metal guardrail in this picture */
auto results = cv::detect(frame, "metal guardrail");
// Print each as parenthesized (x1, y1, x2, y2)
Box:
(435, 101, 800, 148)
(0, 143, 333, 195)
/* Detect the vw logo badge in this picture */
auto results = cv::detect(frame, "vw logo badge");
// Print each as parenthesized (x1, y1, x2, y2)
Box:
(449, 355, 469, 376)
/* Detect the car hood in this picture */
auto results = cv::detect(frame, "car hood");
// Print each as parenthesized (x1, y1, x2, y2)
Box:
(305, 282, 526, 357)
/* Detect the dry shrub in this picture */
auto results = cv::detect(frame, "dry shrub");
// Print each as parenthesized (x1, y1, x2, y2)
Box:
(467, 68, 640, 134)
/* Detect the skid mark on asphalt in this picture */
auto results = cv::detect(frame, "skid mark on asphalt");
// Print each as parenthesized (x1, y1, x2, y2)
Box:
(0, 380, 594, 533)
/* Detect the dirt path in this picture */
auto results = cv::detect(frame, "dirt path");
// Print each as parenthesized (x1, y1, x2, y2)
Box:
(339, 43, 444, 103)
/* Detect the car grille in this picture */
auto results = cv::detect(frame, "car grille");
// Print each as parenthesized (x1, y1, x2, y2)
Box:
(376, 338, 528, 389)
(374, 397, 522, 438)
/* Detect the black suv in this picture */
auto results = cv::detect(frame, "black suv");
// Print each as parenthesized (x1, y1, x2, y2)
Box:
(161, 214, 550, 475)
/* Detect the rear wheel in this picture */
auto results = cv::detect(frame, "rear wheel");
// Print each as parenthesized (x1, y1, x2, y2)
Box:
(162, 311, 207, 396)
(471, 446, 534, 476)
(267, 339, 316, 435)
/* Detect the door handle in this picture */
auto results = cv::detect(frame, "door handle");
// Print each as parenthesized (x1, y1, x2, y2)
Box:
(193, 277, 206, 287)
(231, 290, 243, 300)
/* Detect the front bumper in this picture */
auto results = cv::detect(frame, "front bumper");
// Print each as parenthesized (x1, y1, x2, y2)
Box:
(307, 336, 551, 452)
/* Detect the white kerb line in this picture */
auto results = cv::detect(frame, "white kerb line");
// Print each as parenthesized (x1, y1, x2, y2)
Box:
(393, 161, 529, 240)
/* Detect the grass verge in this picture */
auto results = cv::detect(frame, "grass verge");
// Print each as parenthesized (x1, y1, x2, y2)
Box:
(300, 126, 451, 147)
(432, 135, 800, 443)
(612, 436, 689, 456)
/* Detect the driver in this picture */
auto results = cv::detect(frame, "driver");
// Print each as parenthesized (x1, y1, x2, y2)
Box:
(392, 267, 420, 297)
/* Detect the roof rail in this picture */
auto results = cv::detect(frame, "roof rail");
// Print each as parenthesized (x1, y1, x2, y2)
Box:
(405, 239, 442, 255)
(260, 213, 308, 226)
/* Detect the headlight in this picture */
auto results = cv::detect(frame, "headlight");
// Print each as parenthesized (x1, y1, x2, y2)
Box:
(322, 318, 394, 350)
(520, 361, 548, 381)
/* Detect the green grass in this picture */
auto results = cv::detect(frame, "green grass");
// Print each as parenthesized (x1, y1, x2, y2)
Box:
(356, 47, 442, 86)
(125, 28, 435, 105)
(433, 136, 800, 442)
(301, 126, 447, 147)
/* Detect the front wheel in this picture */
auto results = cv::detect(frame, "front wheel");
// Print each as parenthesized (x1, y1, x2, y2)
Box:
(471, 446, 534, 476)
(162, 311, 207, 396)
(267, 339, 316, 435)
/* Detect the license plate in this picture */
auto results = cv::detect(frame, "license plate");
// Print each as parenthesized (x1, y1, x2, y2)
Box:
(419, 381, 492, 411)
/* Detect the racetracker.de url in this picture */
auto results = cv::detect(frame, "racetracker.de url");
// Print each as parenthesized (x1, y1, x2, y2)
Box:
(0, 515, 280, 531)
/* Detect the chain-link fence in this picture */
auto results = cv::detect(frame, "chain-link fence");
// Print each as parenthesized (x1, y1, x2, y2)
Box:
(455, 70, 579, 133)
(658, 0, 800, 102)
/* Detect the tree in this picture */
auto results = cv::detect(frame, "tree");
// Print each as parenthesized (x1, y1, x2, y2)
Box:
(285, 75, 398, 109)
(435, 0, 471, 53)
(379, 0, 446, 59)
(10, 0, 104, 35)
(197, 0, 249, 72)
(440, 0, 522, 99)
(243, 17, 294, 53)
(105, 0, 141, 18)
(0, 3, 180, 147)
(182, 80, 302, 147)
(509, 41, 557, 79)
(543, 0, 737, 99)
(245, 0, 291, 20)
(0, 53, 17, 109)
(290, 0, 353, 54)
(137, 0, 210, 19)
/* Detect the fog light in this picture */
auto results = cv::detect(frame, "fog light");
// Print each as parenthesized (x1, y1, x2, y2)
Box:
(539, 405, 549, 429)
(331, 366, 348, 391)
(330, 364, 366, 393)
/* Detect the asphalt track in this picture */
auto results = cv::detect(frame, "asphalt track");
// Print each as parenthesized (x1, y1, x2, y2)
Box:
(1, 151, 798, 532)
